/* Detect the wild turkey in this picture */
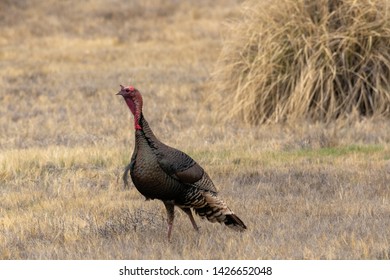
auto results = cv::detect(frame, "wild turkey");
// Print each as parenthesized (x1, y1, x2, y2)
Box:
(117, 85, 247, 240)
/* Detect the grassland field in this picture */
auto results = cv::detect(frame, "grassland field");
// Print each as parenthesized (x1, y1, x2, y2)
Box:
(0, 0, 389, 259)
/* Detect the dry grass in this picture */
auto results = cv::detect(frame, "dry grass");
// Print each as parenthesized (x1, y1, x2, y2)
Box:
(1, 0, 390, 260)
(211, 0, 390, 124)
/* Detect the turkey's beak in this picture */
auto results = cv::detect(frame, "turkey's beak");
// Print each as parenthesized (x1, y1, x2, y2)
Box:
(117, 85, 125, 96)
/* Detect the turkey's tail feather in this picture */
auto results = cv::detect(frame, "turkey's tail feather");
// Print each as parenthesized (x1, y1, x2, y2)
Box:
(224, 213, 247, 231)
(122, 163, 132, 189)
(192, 192, 247, 231)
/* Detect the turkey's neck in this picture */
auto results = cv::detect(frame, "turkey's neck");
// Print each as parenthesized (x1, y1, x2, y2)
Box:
(136, 113, 160, 146)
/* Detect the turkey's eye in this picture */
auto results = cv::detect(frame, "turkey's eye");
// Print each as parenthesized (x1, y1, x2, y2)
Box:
(125, 89, 130, 93)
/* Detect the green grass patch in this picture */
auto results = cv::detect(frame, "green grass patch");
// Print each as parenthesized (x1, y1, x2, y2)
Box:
(296, 144, 384, 157)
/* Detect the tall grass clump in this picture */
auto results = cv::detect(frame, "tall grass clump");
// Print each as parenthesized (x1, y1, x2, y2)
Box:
(212, 0, 390, 124)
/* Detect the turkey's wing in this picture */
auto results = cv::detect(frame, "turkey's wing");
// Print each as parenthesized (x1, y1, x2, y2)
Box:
(155, 145, 217, 192)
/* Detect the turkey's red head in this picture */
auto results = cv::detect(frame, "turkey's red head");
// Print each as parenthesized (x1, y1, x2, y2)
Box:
(117, 85, 143, 130)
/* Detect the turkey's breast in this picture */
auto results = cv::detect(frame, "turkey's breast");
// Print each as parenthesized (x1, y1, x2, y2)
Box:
(130, 133, 186, 201)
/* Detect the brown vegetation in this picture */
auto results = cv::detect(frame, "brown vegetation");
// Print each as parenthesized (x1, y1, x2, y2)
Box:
(212, 0, 390, 124)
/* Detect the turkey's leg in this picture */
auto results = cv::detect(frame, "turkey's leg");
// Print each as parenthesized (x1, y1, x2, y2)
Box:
(163, 201, 175, 241)
(180, 208, 199, 232)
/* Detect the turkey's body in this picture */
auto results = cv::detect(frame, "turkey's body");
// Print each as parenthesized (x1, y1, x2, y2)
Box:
(118, 86, 246, 239)
(129, 116, 211, 201)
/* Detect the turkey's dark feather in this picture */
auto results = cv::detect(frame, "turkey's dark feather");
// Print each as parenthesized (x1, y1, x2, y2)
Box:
(155, 145, 217, 193)
(136, 114, 217, 193)
(157, 147, 198, 179)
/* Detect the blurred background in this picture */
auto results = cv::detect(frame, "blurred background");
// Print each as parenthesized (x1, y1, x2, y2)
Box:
(0, 0, 242, 149)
